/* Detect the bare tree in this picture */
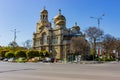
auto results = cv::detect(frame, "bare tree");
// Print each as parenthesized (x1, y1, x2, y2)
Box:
(115, 39, 120, 60)
(23, 40, 32, 50)
(70, 37, 90, 60)
(85, 27, 104, 50)
(102, 34, 116, 56)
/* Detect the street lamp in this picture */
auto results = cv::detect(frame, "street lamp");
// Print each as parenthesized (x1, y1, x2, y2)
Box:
(90, 14, 105, 60)
(90, 14, 105, 29)
(90, 14, 105, 59)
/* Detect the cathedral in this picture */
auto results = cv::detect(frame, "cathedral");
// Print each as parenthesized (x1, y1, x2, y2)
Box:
(33, 8, 85, 59)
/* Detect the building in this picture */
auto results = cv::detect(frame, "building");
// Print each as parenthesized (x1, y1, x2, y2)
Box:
(33, 8, 85, 59)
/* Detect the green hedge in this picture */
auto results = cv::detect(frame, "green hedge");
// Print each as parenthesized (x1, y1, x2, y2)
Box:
(0, 50, 9, 58)
(40, 50, 50, 58)
(15, 50, 27, 58)
(95, 56, 115, 61)
(0, 49, 51, 60)
(26, 50, 39, 59)
(5, 51, 14, 58)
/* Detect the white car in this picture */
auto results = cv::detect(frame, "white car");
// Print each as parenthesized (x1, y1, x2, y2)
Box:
(43, 57, 51, 62)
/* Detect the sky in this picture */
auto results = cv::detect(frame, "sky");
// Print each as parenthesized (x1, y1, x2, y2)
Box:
(0, 0, 120, 46)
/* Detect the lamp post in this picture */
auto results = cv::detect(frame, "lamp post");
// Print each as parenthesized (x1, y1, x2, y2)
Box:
(90, 14, 105, 59)
(90, 14, 105, 29)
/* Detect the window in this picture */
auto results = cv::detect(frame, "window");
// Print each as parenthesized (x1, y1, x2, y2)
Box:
(35, 39, 40, 47)
(52, 37, 58, 44)
(43, 33, 47, 45)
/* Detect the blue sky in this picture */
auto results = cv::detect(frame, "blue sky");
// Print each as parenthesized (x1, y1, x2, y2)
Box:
(0, 0, 120, 46)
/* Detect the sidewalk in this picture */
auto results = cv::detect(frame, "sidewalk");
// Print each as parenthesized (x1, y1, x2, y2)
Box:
(58, 61, 119, 64)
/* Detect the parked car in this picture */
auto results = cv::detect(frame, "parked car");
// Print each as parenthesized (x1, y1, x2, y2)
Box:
(8, 58, 16, 62)
(28, 58, 39, 62)
(16, 57, 26, 63)
(0, 57, 4, 60)
(43, 57, 51, 63)
(42, 57, 56, 63)
(3, 58, 8, 61)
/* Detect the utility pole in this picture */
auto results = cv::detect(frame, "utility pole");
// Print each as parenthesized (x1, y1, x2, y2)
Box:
(11, 29, 19, 42)
(90, 14, 105, 59)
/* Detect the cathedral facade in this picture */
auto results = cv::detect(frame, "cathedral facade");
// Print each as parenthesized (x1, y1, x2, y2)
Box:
(33, 8, 85, 59)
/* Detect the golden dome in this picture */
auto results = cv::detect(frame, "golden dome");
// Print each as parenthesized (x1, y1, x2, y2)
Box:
(73, 26, 80, 30)
(54, 15, 66, 21)
(55, 20, 65, 25)
(54, 9, 66, 25)
(72, 22, 80, 30)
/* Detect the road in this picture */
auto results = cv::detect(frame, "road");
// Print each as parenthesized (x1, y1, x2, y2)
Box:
(0, 62, 120, 80)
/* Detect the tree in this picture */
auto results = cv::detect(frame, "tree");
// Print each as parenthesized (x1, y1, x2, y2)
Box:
(23, 40, 32, 50)
(102, 34, 118, 61)
(114, 39, 120, 60)
(85, 27, 104, 50)
(8, 41, 19, 48)
(70, 37, 90, 60)
(103, 34, 116, 54)
(85, 27, 104, 60)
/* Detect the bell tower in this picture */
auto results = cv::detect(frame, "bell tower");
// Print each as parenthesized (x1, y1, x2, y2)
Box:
(40, 6, 48, 22)
(36, 7, 50, 33)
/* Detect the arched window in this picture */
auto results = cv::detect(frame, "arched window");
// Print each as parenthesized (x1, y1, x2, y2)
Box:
(35, 39, 40, 47)
(52, 37, 58, 44)
(43, 33, 47, 45)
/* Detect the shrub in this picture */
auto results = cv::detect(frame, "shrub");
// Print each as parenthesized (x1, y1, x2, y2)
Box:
(5, 51, 14, 58)
(39, 51, 43, 58)
(44, 50, 50, 57)
(15, 50, 27, 58)
(0, 50, 9, 58)
(90, 49, 96, 60)
(26, 50, 32, 59)
(26, 50, 39, 59)
(33, 50, 40, 57)
(41, 50, 50, 58)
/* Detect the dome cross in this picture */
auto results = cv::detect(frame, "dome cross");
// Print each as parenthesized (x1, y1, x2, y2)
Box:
(59, 9, 61, 15)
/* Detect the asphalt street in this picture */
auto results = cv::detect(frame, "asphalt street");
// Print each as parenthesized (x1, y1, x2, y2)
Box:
(0, 62, 120, 80)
